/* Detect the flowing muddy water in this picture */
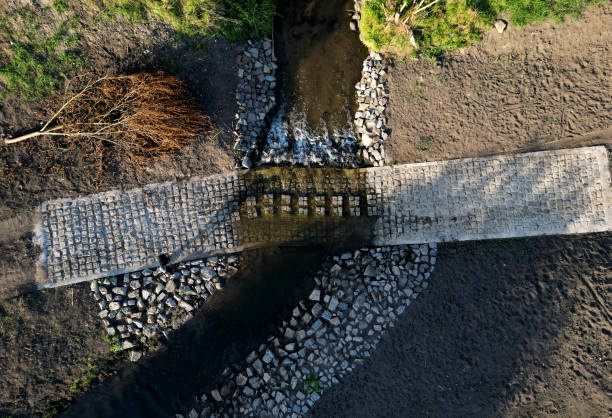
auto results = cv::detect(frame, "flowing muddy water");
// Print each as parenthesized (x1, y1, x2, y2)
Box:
(62, 2, 369, 415)
(62, 247, 324, 417)
(261, 0, 368, 165)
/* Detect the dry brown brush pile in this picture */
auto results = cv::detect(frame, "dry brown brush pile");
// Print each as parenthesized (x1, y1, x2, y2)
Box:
(4, 71, 213, 168)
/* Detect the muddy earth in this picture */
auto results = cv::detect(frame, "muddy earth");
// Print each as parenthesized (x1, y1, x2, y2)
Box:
(385, 4, 612, 163)
(0, 1, 611, 417)
(311, 233, 611, 417)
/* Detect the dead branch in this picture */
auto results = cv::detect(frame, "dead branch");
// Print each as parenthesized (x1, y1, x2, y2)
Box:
(2, 72, 214, 167)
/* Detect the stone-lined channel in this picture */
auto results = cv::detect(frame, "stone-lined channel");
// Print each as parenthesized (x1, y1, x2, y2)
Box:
(260, 0, 368, 166)
(63, 247, 326, 417)
(60, 0, 412, 399)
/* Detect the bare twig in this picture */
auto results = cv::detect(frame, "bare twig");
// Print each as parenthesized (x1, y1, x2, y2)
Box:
(414, 0, 440, 15)
(2, 72, 214, 167)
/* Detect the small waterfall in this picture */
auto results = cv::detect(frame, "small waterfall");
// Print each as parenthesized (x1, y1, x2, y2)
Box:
(259, 107, 358, 166)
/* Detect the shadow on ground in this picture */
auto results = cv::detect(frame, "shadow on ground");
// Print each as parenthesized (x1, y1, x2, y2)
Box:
(311, 233, 611, 417)
(60, 246, 324, 418)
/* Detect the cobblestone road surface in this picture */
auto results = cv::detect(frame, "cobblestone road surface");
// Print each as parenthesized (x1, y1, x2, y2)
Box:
(31, 147, 611, 288)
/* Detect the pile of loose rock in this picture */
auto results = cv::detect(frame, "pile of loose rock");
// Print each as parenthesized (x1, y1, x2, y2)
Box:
(233, 38, 277, 169)
(350, 1, 364, 32)
(92, 255, 240, 361)
(350, 0, 390, 167)
(354, 51, 389, 167)
(185, 244, 436, 417)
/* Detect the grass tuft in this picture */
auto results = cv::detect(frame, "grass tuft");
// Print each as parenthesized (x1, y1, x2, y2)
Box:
(97, 0, 274, 40)
(360, 0, 602, 58)
(0, 9, 85, 100)
(53, 0, 70, 14)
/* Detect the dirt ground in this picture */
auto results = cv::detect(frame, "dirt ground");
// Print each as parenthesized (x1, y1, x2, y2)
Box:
(1, 2, 611, 418)
(0, 1, 240, 415)
(311, 233, 611, 417)
(0, 0, 239, 298)
(0, 283, 111, 416)
(312, 10, 612, 416)
(385, 4, 612, 164)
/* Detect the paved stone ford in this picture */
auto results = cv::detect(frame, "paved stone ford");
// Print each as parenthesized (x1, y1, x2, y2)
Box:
(32, 146, 611, 289)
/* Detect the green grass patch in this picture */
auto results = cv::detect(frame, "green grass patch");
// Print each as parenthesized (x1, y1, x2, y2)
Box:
(70, 362, 98, 391)
(360, 0, 412, 54)
(303, 373, 330, 394)
(417, 1, 486, 57)
(360, 0, 488, 57)
(486, 0, 601, 26)
(97, 0, 274, 40)
(218, 0, 275, 40)
(0, 8, 85, 100)
(360, 0, 601, 58)
(53, 0, 70, 14)
(414, 136, 435, 152)
(104, 332, 122, 352)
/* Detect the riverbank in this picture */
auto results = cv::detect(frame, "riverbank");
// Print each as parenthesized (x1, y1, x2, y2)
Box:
(384, 3, 611, 164)
(311, 233, 611, 417)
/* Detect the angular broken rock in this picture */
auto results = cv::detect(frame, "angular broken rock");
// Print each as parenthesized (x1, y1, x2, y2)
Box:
(308, 288, 321, 302)
(236, 373, 248, 386)
(495, 19, 507, 34)
(211, 389, 223, 402)
(364, 264, 378, 277)
(360, 134, 373, 148)
(129, 350, 142, 362)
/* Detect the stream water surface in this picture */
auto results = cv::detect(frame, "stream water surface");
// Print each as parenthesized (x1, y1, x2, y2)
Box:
(261, 0, 368, 165)
(62, 2, 367, 415)
(63, 247, 323, 417)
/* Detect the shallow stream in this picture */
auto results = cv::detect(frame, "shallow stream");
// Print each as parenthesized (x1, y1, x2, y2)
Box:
(261, 0, 368, 165)
(63, 247, 323, 417)
(62, 1, 367, 415)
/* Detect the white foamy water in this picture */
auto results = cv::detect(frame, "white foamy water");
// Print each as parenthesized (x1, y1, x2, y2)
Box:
(259, 108, 358, 166)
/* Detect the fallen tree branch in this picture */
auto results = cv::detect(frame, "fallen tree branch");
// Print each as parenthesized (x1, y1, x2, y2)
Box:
(2, 72, 214, 166)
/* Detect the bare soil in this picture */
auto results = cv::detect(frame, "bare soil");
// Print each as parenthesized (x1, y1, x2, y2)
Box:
(0, 1, 240, 415)
(384, 4, 612, 164)
(1, 2, 611, 417)
(311, 6, 612, 417)
(311, 233, 611, 417)
(0, 0, 239, 298)
(0, 283, 110, 416)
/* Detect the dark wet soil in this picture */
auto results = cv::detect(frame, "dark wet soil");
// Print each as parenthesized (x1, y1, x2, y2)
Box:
(311, 233, 612, 417)
(274, 0, 367, 133)
(0, 283, 109, 416)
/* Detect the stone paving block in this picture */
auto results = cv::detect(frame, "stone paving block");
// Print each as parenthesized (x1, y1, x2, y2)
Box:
(30, 146, 611, 289)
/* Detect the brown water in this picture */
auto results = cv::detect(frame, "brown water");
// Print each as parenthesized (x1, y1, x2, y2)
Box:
(275, 0, 367, 130)
(261, 0, 368, 165)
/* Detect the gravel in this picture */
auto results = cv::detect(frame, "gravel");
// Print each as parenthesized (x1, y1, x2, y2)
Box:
(91, 255, 240, 361)
(188, 243, 437, 417)
(354, 51, 389, 167)
(233, 38, 277, 169)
